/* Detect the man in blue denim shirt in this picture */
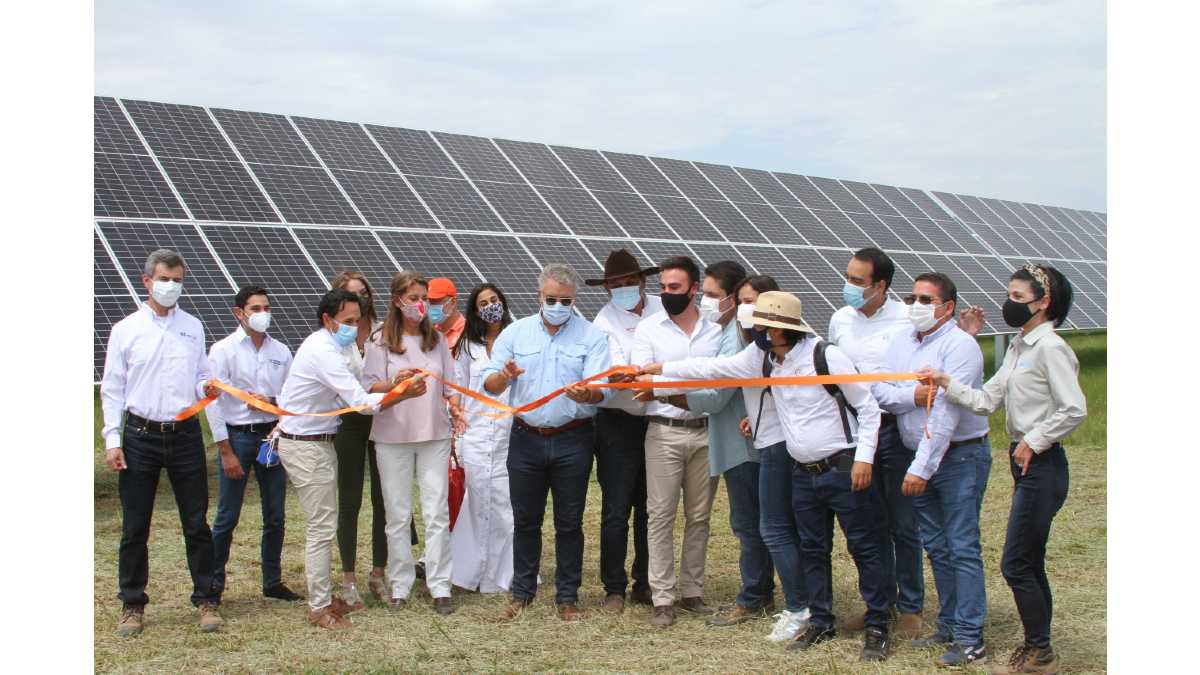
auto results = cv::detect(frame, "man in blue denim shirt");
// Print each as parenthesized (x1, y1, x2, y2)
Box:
(873, 272, 992, 668)
(482, 263, 613, 622)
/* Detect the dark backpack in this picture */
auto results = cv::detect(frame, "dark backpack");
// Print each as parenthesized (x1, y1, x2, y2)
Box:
(755, 339, 858, 444)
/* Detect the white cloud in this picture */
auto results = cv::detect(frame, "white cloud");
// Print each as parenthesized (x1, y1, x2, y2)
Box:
(95, 0, 1105, 210)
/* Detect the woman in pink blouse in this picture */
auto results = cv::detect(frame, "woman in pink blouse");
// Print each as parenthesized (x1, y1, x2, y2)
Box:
(363, 271, 465, 615)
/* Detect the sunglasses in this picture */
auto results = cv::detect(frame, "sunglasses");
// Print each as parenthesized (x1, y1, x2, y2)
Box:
(544, 296, 574, 307)
(902, 294, 943, 306)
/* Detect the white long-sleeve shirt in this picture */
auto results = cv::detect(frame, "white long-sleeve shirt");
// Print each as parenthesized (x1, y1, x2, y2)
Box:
(100, 303, 212, 449)
(592, 294, 664, 415)
(662, 335, 881, 464)
(945, 321, 1087, 452)
(277, 329, 384, 436)
(827, 299, 911, 374)
(205, 326, 293, 442)
(631, 310, 723, 420)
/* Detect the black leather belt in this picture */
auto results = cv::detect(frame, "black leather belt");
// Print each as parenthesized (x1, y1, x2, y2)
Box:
(513, 417, 591, 437)
(794, 447, 855, 474)
(279, 431, 337, 443)
(948, 435, 988, 451)
(227, 422, 276, 434)
(647, 415, 708, 429)
(125, 412, 198, 434)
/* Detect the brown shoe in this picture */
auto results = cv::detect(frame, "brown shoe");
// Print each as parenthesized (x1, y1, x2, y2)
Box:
(706, 602, 774, 627)
(433, 597, 454, 616)
(678, 596, 715, 615)
(650, 604, 675, 628)
(197, 602, 223, 633)
(558, 603, 584, 621)
(896, 612, 924, 639)
(330, 596, 361, 617)
(990, 645, 1058, 674)
(500, 597, 530, 621)
(602, 593, 625, 615)
(116, 604, 144, 637)
(844, 610, 868, 631)
(308, 606, 352, 630)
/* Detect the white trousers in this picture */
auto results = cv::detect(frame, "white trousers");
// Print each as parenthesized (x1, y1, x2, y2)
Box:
(375, 439, 453, 599)
(277, 438, 338, 612)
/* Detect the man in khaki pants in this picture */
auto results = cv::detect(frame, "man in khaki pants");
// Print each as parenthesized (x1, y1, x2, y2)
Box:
(276, 289, 410, 630)
(630, 256, 724, 628)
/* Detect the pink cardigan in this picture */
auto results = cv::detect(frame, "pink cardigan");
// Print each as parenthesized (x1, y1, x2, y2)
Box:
(362, 332, 457, 444)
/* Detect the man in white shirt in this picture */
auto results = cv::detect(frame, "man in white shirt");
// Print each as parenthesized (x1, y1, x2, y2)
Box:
(275, 288, 407, 630)
(629, 256, 723, 628)
(827, 248, 925, 638)
(100, 249, 223, 637)
(586, 249, 662, 614)
(639, 291, 891, 662)
(206, 284, 300, 603)
(873, 272, 992, 667)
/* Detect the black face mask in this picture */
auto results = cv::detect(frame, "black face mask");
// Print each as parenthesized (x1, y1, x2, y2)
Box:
(751, 326, 773, 351)
(1002, 298, 1038, 328)
(661, 291, 693, 316)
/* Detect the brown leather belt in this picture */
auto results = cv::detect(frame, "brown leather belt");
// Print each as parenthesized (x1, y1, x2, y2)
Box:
(279, 431, 337, 443)
(647, 415, 708, 429)
(513, 417, 591, 437)
(947, 435, 988, 451)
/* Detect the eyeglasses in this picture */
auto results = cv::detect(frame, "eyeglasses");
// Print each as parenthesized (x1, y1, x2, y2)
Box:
(902, 294, 942, 306)
(544, 296, 574, 307)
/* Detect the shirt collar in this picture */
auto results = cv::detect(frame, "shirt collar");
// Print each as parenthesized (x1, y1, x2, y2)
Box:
(140, 301, 175, 321)
(1019, 321, 1055, 345)
(858, 297, 899, 320)
(910, 317, 955, 344)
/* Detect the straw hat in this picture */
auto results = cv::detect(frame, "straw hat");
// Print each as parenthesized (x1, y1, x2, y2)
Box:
(749, 291, 814, 333)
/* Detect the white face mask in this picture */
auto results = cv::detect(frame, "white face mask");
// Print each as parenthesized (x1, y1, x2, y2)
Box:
(698, 295, 730, 322)
(907, 302, 942, 332)
(736, 302, 756, 329)
(151, 280, 182, 308)
(246, 311, 271, 333)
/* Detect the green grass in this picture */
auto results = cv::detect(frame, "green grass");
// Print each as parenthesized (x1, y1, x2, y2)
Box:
(93, 331, 1106, 673)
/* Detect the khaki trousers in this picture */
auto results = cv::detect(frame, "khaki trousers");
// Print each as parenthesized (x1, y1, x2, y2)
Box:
(644, 422, 719, 607)
(278, 438, 338, 612)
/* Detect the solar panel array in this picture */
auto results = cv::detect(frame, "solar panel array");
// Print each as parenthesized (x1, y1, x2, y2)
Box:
(93, 96, 1107, 381)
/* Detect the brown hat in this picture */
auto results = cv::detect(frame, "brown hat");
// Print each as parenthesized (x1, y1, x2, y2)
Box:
(749, 291, 814, 333)
(584, 249, 660, 286)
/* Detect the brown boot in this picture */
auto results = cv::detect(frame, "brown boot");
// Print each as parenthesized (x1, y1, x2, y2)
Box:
(308, 606, 352, 630)
(706, 603, 774, 627)
(500, 597, 530, 621)
(650, 605, 675, 628)
(896, 612, 924, 639)
(990, 645, 1059, 674)
(602, 593, 625, 615)
(116, 604, 144, 637)
(844, 610, 868, 631)
(557, 603, 584, 622)
(197, 602, 223, 633)
(678, 596, 715, 615)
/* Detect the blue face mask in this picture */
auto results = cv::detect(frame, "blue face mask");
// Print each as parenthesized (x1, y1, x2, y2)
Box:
(542, 301, 572, 326)
(610, 285, 642, 311)
(428, 303, 446, 324)
(332, 322, 358, 348)
(752, 326, 773, 351)
(842, 282, 874, 310)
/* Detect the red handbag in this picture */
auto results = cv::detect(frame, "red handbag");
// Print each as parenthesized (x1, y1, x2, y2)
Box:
(448, 446, 466, 531)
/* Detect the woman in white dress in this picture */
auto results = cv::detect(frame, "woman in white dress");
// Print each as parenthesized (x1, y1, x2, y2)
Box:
(450, 283, 515, 593)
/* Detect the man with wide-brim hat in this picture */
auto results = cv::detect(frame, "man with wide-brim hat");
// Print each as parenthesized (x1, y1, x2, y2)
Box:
(588, 248, 663, 613)
(638, 290, 892, 662)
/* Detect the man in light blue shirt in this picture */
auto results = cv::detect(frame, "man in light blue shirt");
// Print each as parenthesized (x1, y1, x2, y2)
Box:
(872, 272, 992, 668)
(481, 263, 613, 622)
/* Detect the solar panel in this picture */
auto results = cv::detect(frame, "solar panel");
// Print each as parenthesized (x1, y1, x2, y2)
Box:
(95, 295, 138, 381)
(93, 96, 1106, 380)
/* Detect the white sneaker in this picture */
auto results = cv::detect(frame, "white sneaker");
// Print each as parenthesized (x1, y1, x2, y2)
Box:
(766, 608, 811, 643)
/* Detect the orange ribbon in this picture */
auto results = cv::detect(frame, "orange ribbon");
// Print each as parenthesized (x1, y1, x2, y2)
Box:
(174, 375, 425, 422)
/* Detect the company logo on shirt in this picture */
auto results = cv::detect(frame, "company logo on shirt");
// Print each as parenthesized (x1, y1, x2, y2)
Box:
(269, 358, 286, 367)
(178, 331, 197, 341)
(1017, 359, 1031, 369)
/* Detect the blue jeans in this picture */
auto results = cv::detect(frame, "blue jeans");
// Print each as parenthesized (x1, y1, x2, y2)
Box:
(758, 441, 809, 612)
(913, 438, 992, 647)
(792, 452, 889, 630)
(507, 421, 594, 605)
(211, 426, 288, 592)
(725, 459, 775, 609)
(869, 423, 924, 614)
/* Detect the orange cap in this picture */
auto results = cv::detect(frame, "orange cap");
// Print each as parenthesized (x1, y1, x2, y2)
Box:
(428, 277, 457, 300)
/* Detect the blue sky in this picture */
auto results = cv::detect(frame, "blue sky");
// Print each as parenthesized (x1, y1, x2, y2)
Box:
(95, 0, 1106, 211)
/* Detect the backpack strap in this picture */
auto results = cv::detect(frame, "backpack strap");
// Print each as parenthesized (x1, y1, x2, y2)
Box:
(753, 351, 774, 443)
(813, 340, 857, 444)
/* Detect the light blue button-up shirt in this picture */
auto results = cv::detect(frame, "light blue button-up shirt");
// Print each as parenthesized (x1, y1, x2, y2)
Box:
(685, 319, 756, 476)
(872, 320, 990, 480)
(480, 312, 613, 428)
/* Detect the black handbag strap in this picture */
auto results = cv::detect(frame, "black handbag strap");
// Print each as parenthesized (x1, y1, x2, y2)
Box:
(752, 351, 774, 442)
(813, 340, 857, 444)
